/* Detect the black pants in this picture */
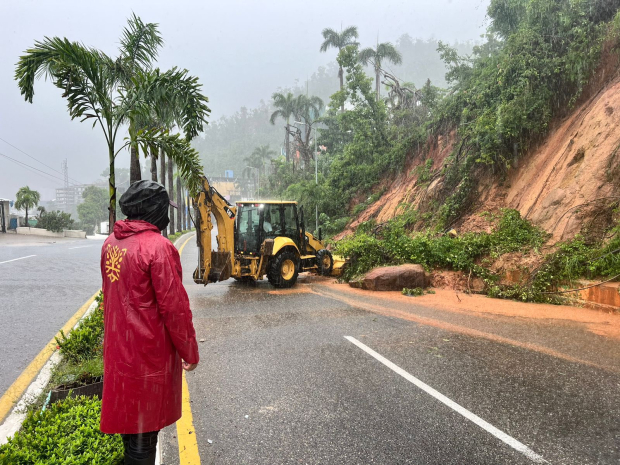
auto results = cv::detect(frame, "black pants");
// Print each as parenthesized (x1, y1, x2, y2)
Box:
(120, 430, 159, 465)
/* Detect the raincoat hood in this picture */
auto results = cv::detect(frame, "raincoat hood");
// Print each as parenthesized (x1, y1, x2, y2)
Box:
(113, 220, 160, 240)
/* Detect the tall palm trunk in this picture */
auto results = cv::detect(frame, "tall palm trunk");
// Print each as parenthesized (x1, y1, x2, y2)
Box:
(150, 149, 158, 182)
(25, 206, 29, 227)
(129, 123, 141, 184)
(183, 188, 188, 230)
(176, 176, 182, 233)
(181, 184, 186, 231)
(130, 146, 141, 184)
(159, 148, 167, 237)
(108, 146, 116, 229)
(168, 156, 175, 235)
(375, 67, 381, 101)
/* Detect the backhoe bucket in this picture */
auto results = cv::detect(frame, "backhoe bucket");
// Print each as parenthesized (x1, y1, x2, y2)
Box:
(208, 251, 233, 282)
(330, 255, 348, 277)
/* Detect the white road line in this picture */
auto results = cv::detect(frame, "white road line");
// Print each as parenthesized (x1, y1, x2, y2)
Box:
(0, 255, 36, 265)
(344, 336, 547, 464)
(68, 245, 92, 250)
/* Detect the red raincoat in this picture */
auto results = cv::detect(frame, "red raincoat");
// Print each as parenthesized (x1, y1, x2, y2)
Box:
(100, 220, 199, 434)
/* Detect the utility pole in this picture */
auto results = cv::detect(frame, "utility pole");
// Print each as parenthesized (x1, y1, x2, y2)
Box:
(314, 127, 318, 234)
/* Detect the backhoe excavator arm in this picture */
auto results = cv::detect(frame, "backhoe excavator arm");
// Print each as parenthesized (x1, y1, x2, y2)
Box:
(192, 176, 237, 285)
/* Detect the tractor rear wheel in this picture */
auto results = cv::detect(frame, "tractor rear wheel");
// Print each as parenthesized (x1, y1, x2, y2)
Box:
(267, 250, 299, 288)
(316, 249, 333, 276)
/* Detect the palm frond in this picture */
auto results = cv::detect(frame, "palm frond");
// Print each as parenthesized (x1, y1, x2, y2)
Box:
(341, 26, 359, 44)
(377, 42, 403, 66)
(357, 47, 376, 67)
(119, 13, 163, 72)
(320, 28, 338, 52)
(15, 37, 117, 125)
(128, 128, 204, 195)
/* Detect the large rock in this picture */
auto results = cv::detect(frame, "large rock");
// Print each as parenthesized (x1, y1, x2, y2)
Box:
(352, 264, 429, 291)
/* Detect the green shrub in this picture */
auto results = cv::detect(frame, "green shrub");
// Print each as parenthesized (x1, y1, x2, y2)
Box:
(402, 287, 435, 297)
(335, 209, 557, 301)
(0, 396, 123, 465)
(55, 304, 104, 364)
(36, 210, 74, 233)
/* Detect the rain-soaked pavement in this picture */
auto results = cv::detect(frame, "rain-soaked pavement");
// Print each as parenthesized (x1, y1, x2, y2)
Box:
(161, 235, 620, 465)
(0, 233, 103, 396)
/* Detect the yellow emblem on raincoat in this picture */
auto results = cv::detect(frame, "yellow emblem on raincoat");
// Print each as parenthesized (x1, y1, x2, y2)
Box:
(105, 244, 127, 283)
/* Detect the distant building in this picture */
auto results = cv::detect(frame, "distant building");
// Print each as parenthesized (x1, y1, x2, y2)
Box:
(55, 185, 90, 218)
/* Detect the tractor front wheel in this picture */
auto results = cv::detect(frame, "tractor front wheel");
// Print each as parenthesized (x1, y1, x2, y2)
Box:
(316, 249, 333, 276)
(267, 250, 299, 288)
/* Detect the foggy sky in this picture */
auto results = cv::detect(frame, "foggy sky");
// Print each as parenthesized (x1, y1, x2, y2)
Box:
(0, 0, 489, 200)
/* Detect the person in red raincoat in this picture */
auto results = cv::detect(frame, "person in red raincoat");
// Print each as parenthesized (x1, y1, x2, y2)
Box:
(100, 180, 199, 465)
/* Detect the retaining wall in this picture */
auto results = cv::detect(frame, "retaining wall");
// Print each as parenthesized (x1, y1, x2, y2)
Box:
(16, 227, 86, 239)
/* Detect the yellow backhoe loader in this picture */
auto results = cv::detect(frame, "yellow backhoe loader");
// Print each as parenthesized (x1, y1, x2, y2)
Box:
(192, 176, 345, 288)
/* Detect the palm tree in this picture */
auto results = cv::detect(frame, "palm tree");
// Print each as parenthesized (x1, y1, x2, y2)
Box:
(168, 157, 175, 235)
(358, 42, 403, 101)
(15, 186, 40, 227)
(115, 14, 163, 184)
(320, 26, 359, 111)
(270, 92, 297, 163)
(15, 16, 208, 227)
(251, 145, 277, 175)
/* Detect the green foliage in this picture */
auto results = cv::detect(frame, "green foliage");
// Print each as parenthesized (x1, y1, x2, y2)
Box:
(14, 186, 40, 225)
(0, 396, 123, 465)
(437, 0, 614, 170)
(77, 186, 108, 233)
(37, 210, 74, 233)
(414, 158, 434, 183)
(335, 208, 546, 284)
(402, 287, 436, 296)
(167, 229, 194, 244)
(50, 356, 104, 390)
(55, 304, 104, 364)
(15, 15, 208, 221)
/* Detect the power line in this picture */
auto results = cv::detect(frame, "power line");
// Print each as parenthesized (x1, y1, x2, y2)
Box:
(0, 151, 82, 187)
(0, 136, 85, 185)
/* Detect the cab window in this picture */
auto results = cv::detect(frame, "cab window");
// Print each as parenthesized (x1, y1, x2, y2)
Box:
(236, 205, 260, 253)
(262, 204, 282, 237)
(283, 204, 297, 236)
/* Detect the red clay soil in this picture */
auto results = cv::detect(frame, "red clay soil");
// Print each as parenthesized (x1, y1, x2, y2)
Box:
(318, 280, 620, 342)
(338, 61, 620, 243)
(334, 131, 457, 240)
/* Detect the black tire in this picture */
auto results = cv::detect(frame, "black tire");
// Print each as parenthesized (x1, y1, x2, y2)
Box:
(267, 250, 299, 288)
(316, 249, 333, 276)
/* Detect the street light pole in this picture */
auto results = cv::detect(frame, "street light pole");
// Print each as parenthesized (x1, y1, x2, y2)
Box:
(314, 126, 318, 235)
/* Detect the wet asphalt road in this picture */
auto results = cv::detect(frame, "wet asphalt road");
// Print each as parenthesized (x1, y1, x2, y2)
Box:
(0, 233, 103, 396)
(160, 237, 620, 465)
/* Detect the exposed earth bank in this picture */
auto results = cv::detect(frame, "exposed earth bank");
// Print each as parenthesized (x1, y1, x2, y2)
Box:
(337, 53, 620, 244)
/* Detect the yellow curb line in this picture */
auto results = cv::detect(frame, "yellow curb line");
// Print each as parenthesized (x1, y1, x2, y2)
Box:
(176, 234, 201, 464)
(0, 289, 100, 424)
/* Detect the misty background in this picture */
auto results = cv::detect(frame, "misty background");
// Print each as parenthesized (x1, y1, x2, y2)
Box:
(0, 0, 489, 201)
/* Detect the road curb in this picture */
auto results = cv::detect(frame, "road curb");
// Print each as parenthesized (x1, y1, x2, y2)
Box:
(173, 231, 196, 249)
(0, 298, 100, 445)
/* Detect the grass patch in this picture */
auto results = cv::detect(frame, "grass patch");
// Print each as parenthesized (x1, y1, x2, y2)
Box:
(168, 228, 195, 244)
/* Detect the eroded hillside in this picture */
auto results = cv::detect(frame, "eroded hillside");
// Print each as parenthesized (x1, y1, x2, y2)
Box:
(339, 60, 620, 244)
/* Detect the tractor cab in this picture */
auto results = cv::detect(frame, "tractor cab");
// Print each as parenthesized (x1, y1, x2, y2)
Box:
(234, 201, 303, 256)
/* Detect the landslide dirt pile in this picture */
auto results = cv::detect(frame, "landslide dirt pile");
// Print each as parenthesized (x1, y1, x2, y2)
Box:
(338, 65, 620, 243)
